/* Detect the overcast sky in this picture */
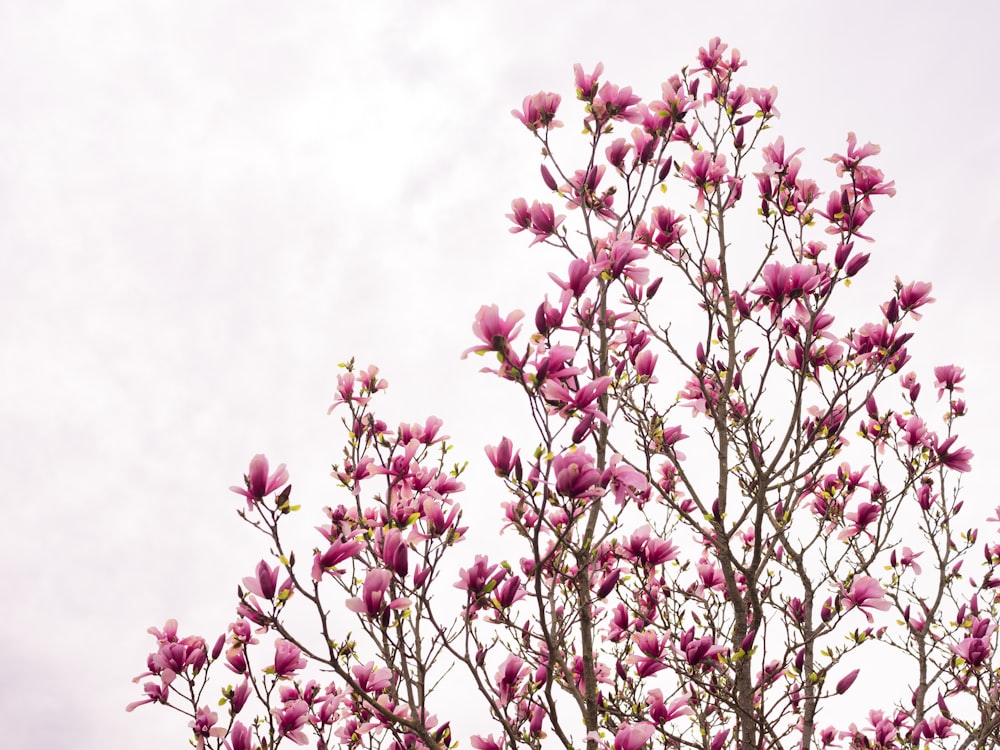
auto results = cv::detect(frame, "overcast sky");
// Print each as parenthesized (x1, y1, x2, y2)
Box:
(2, 2, 998, 748)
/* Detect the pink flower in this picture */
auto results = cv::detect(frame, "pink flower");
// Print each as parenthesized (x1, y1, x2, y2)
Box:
(312, 538, 364, 581)
(485, 437, 521, 478)
(646, 690, 692, 724)
(346, 569, 408, 618)
(552, 449, 603, 499)
(230, 454, 289, 507)
(895, 279, 935, 319)
(950, 636, 991, 667)
(574, 62, 604, 100)
(125, 681, 169, 712)
(189, 706, 226, 749)
(462, 305, 525, 359)
(842, 576, 891, 622)
(591, 81, 641, 124)
(750, 85, 779, 116)
(933, 364, 965, 400)
(837, 502, 881, 540)
(934, 435, 973, 472)
(352, 661, 393, 693)
(826, 132, 881, 176)
(512, 91, 562, 131)
(242, 559, 289, 601)
(614, 723, 655, 750)
(380, 528, 409, 577)
(225, 721, 254, 750)
(681, 151, 728, 211)
(272, 699, 310, 745)
(271, 639, 307, 678)
(890, 546, 924, 575)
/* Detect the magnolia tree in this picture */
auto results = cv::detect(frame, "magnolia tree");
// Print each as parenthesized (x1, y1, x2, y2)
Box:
(129, 39, 999, 750)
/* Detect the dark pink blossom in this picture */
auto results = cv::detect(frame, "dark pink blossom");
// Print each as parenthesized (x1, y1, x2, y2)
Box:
(189, 706, 226, 749)
(242, 559, 288, 601)
(750, 85, 779, 116)
(312, 538, 364, 581)
(346, 569, 409, 618)
(485, 437, 521, 477)
(552, 450, 603, 499)
(934, 364, 965, 400)
(271, 639, 307, 678)
(512, 91, 562, 131)
(463, 305, 525, 359)
(591, 81, 641, 124)
(836, 668, 860, 694)
(574, 62, 604, 100)
(225, 721, 254, 750)
(230, 454, 289, 507)
(934, 435, 973, 472)
(681, 151, 728, 211)
(950, 636, 991, 667)
(381, 528, 409, 577)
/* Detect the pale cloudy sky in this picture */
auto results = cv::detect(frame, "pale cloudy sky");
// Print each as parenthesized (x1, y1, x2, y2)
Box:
(2, 2, 998, 748)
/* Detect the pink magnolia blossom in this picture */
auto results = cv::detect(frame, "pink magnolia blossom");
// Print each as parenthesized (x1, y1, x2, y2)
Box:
(551, 449, 603, 499)
(125, 681, 169, 712)
(270, 639, 307, 678)
(189, 706, 226, 749)
(230, 454, 289, 507)
(512, 91, 562, 131)
(225, 721, 254, 750)
(681, 151, 728, 211)
(842, 576, 891, 622)
(352, 661, 393, 693)
(591, 81, 641, 124)
(462, 304, 525, 359)
(272, 699, 310, 745)
(934, 434, 973, 472)
(311, 538, 364, 581)
(346, 569, 409, 618)
(950, 636, 991, 667)
(933, 364, 965, 400)
(890, 546, 924, 574)
(646, 690, 692, 724)
(826, 131, 881, 175)
(614, 722, 655, 750)
(242, 559, 289, 601)
(485, 437, 521, 478)
(574, 62, 604, 100)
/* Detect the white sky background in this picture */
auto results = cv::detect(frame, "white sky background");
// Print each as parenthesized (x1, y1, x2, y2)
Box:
(2, 1, 998, 747)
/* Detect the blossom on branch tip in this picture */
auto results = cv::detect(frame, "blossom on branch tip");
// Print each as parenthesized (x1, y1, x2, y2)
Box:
(230, 454, 289, 507)
(312, 538, 364, 581)
(836, 668, 861, 694)
(574, 62, 604, 100)
(512, 91, 562, 131)
(485, 437, 521, 478)
(933, 364, 965, 400)
(345, 569, 409, 618)
(462, 305, 525, 359)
